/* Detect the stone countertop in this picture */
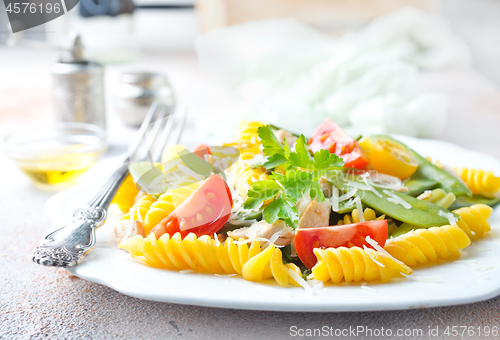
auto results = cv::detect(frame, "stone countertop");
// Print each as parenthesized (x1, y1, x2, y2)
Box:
(1, 48, 500, 339)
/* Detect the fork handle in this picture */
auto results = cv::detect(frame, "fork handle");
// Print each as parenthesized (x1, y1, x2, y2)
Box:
(32, 163, 129, 267)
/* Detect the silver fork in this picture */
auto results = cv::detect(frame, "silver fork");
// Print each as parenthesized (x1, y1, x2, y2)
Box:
(32, 101, 187, 267)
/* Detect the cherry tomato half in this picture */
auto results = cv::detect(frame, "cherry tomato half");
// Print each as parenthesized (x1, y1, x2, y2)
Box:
(294, 220, 388, 269)
(370, 140, 418, 180)
(309, 119, 369, 169)
(152, 174, 233, 239)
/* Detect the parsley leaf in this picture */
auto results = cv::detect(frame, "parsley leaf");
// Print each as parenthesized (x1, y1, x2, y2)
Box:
(262, 195, 299, 227)
(313, 148, 345, 170)
(258, 125, 289, 169)
(288, 134, 344, 172)
(244, 124, 346, 228)
(271, 170, 314, 200)
(243, 180, 281, 210)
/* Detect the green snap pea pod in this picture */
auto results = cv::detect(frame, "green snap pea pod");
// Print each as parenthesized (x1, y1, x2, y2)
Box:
(449, 195, 500, 210)
(328, 173, 458, 228)
(404, 178, 439, 196)
(336, 199, 356, 214)
(391, 224, 425, 238)
(391, 189, 456, 238)
(368, 135, 472, 197)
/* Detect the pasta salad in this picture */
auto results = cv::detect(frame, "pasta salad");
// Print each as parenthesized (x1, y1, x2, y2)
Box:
(113, 120, 499, 290)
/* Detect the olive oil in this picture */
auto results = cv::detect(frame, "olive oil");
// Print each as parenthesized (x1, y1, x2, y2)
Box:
(20, 166, 91, 185)
(17, 151, 98, 186)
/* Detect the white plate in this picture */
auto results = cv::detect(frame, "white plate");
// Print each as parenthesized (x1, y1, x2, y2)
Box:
(45, 135, 500, 312)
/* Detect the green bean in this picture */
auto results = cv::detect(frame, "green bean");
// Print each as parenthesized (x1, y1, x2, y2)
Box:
(369, 135, 472, 197)
(327, 172, 458, 228)
(391, 189, 456, 238)
(449, 195, 500, 210)
(404, 178, 439, 196)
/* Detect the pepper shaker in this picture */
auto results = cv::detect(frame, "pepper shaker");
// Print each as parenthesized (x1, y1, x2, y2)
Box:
(52, 32, 106, 129)
(114, 72, 175, 127)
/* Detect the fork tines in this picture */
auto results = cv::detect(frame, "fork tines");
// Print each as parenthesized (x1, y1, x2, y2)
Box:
(128, 103, 188, 164)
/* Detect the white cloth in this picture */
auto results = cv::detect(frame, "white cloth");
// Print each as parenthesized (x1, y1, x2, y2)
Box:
(195, 7, 471, 138)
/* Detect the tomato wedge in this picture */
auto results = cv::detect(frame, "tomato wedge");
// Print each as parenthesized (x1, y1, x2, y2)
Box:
(309, 119, 369, 169)
(193, 144, 211, 160)
(152, 174, 233, 238)
(294, 220, 388, 269)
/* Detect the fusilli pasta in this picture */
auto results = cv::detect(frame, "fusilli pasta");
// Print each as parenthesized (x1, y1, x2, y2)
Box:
(143, 183, 200, 235)
(454, 168, 500, 198)
(118, 233, 301, 287)
(121, 195, 156, 223)
(312, 246, 412, 283)
(453, 203, 493, 238)
(384, 225, 471, 266)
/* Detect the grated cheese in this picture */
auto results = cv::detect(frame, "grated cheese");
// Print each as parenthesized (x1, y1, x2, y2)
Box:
(343, 198, 356, 208)
(214, 233, 221, 246)
(355, 197, 364, 222)
(263, 227, 292, 248)
(307, 280, 324, 290)
(363, 245, 385, 268)
(215, 273, 237, 277)
(176, 163, 206, 182)
(331, 187, 339, 212)
(478, 276, 490, 282)
(179, 269, 194, 274)
(288, 269, 315, 294)
(360, 286, 378, 295)
(368, 171, 406, 191)
(437, 210, 458, 225)
(136, 205, 143, 223)
(362, 176, 383, 197)
(400, 273, 442, 282)
(339, 188, 357, 201)
(474, 265, 493, 272)
(365, 236, 406, 268)
(383, 190, 412, 209)
(453, 260, 476, 264)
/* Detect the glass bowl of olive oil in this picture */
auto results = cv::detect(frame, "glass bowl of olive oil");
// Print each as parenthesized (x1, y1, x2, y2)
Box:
(4, 123, 107, 187)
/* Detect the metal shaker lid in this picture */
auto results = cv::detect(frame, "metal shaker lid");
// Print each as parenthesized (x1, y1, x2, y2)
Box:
(59, 32, 84, 63)
(53, 32, 103, 75)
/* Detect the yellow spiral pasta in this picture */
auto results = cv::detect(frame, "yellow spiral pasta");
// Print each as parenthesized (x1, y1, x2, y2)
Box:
(226, 121, 263, 160)
(454, 167, 500, 198)
(118, 233, 301, 287)
(230, 160, 269, 199)
(143, 182, 200, 235)
(121, 195, 156, 222)
(235, 120, 264, 144)
(225, 121, 270, 199)
(453, 204, 493, 238)
(384, 225, 471, 267)
(311, 247, 412, 283)
(336, 208, 383, 225)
